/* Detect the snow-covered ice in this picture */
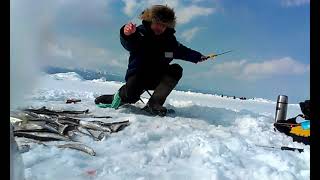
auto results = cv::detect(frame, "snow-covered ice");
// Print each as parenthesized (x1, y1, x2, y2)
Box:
(14, 72, 309, 180)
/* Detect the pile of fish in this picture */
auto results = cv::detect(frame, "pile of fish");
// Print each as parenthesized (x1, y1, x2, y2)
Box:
(10, 106, 130, 156)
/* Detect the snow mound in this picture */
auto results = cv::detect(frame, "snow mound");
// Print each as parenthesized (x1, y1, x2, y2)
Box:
(50, 72, 84, 81)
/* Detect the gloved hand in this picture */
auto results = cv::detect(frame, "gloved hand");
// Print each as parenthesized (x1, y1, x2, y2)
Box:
(199, 55, 209, 62)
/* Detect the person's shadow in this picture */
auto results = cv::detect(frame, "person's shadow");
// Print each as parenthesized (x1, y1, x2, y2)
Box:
(118, 103, 273, 127)
(166, 104, 273, 127)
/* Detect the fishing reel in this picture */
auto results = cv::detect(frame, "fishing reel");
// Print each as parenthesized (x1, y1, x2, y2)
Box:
(205, 50, 233, 60)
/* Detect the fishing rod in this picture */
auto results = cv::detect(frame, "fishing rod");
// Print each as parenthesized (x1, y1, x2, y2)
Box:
(205, 50, 233, 60)
(255, 144, 304, 153)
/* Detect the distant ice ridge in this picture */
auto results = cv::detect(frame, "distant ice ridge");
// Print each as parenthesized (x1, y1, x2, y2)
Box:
(46, 71, 280, 104)
(25, 72, 300, 118)
(50, 72, 84, 81)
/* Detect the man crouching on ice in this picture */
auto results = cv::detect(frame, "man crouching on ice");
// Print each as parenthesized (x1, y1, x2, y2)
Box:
(95, 5, 208, 116)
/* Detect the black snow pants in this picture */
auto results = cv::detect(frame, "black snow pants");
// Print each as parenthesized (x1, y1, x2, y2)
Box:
(119, 63, 183, 104)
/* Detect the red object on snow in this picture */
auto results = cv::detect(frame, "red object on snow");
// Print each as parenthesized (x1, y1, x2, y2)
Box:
(86, 169, 97, 176)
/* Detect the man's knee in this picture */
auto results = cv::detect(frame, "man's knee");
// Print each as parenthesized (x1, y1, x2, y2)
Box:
(167, 64, 183, 80)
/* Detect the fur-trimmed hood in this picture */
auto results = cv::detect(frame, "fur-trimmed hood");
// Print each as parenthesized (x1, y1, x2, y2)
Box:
(139, 5, 176, 28)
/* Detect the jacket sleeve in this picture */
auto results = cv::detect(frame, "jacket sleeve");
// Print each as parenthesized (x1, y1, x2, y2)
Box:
(173, 39, 203, 63)
(120, 25, 142, 52)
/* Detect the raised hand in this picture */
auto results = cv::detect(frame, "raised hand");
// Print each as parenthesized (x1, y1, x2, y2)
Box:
(124, 22, 137, 36)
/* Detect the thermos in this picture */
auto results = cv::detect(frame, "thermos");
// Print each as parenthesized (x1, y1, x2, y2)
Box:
(275, 95, 288, 122)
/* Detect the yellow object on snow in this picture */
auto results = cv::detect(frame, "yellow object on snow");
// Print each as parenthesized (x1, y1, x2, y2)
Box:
(290, 125, 310, 137)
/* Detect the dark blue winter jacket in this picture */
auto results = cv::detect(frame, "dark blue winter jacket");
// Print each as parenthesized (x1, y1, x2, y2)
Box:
(120, 20, 203, 81)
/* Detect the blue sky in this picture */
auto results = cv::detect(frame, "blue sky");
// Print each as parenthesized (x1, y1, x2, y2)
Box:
(22, 0, 309, 103)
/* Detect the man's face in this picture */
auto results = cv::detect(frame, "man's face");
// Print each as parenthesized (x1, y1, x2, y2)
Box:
(151, 22, 167, 35)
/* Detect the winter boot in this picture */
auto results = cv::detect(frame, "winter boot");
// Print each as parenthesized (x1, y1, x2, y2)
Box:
(95, 91, 124, 109)
(143, 75, 179, 116)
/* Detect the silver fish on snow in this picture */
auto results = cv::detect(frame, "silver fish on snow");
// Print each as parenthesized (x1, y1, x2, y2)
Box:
(79, 121, 112, 132)
(14, 131, 72, 142)
(57, 143, 96, 156)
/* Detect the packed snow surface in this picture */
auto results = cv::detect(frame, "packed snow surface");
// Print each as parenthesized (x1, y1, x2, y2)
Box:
(15, 72, 309, 180)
